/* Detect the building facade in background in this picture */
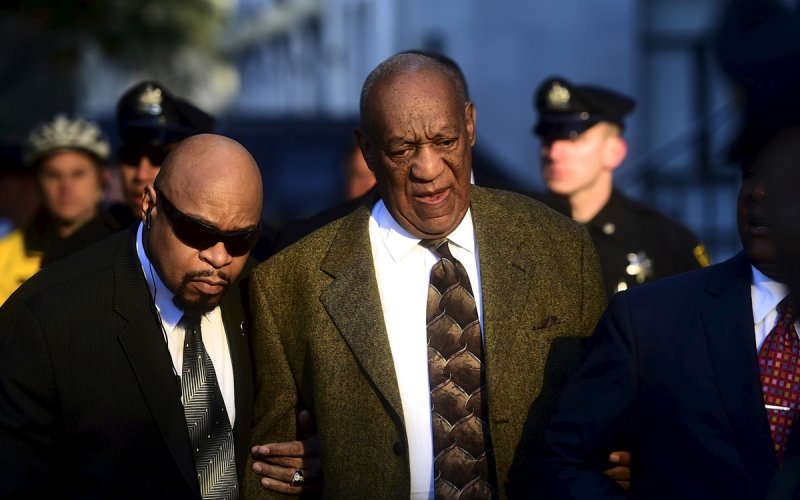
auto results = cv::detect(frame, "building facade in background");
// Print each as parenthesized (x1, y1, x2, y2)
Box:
(0, 0, 747, 260)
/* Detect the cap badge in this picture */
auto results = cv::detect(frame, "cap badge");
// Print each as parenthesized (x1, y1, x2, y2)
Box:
(547, 82, 571, 110)
(136, 85, 164, 116)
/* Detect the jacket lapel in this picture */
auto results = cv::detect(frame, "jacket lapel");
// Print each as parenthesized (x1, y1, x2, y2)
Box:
(319, 207, 405, 423)
(112, 230, 200, 497)
(469, 187, 538, 390)
(220, 269, 253, 478)
(701, 252, 778, 491)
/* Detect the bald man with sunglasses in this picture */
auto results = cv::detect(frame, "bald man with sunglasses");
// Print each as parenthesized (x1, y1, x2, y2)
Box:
(0, 134, 262, 497)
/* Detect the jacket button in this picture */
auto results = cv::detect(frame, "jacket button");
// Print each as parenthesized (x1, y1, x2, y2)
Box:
(393, 442, 405, 456)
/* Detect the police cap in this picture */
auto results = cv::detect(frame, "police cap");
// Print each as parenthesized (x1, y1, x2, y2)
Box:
(533, 76, 636, 141)
(116, 80, 215, 147)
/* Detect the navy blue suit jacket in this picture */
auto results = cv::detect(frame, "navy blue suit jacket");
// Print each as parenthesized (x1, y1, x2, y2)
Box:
(532, 252, 799, 499)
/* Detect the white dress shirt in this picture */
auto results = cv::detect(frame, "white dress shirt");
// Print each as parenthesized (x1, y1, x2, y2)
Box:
(136, 223, 236, 426)
(369, 200, 483, 500)
(750, 265, 800, 351)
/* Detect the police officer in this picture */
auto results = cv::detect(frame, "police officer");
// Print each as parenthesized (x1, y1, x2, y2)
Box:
(114, 80, 216, 224)
(532, 76, 709, 296)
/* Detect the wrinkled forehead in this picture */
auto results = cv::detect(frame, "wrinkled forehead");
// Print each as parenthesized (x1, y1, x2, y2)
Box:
(370, 70, 463, 129)
(378, 68, 458, 107)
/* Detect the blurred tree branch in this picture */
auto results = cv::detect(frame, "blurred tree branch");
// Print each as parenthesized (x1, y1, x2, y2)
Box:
(1, 0, 231, 139)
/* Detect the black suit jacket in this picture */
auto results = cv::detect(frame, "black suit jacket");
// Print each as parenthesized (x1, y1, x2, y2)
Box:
(532, 252, 799, 499)
(0, 227, 253, 499)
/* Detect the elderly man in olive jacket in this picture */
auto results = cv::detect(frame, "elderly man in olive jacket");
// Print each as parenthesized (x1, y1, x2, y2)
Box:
(244, 53, 605, 499)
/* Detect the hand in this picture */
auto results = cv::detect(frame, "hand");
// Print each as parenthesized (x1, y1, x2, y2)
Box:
(602, 450, 631, 491)
(251, 410, 320, 495)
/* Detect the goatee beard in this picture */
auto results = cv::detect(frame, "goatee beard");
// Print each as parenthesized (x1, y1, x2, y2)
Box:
(172, 269, 232, 322)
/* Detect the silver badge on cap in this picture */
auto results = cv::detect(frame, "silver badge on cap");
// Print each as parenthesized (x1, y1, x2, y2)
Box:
(136, 85, 163, 116)
(547, 82, 571, 110)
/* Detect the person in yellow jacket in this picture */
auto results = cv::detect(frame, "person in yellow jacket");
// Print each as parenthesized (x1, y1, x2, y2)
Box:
(0, 114, 109, 303)
(0, 230, 40, 303)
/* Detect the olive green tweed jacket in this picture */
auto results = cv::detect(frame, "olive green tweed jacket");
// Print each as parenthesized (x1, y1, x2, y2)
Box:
(244, 186, 605, 499)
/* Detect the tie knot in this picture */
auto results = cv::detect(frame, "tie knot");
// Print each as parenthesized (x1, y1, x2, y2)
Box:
(421, 238, 453, 260)
(180, 315, 201, 335)
(777, 295, 796, 325)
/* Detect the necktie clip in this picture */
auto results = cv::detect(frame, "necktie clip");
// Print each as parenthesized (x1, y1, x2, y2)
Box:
(765, 404, 791, 411)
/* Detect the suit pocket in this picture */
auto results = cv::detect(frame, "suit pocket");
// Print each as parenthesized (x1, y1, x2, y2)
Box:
(532, 315, 564, 331)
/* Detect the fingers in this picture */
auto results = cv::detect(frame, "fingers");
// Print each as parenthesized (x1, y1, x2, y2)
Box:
(608, 450, 631, 465)
(250, 443, 302, 468)
(252, 454, 303, 469)
(251, 441, 305, 460)
(253, 461, 300, 483)
(249, 433, 322, 493)
(252, 461, 304, 495)
(252, 458, 321, 494)
(603, 465, 630, 482)
(603, 465, 631, 491)
(604, 450, 632, 492)
(257, 478, 303, 496)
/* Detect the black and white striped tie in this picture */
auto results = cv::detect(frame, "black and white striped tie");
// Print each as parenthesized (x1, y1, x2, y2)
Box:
(181, 317, 238, 499)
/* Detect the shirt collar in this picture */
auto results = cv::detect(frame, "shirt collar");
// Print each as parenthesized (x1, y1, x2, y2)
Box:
(136, 222, 183, 332)
(372, 200, 476, 263)
(751, 264, 790, 325)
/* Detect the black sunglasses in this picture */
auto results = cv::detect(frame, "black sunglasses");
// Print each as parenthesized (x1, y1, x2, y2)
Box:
(153, 181, 260, 257)
(119, 144, 175, 166)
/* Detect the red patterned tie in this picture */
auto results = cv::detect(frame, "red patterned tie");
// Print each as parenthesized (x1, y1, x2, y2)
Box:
(423, 239, 495, 499)
(758, 296, 800, 462)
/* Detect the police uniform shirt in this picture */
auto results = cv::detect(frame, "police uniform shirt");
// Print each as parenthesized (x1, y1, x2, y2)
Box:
(583, 189, 709, 296)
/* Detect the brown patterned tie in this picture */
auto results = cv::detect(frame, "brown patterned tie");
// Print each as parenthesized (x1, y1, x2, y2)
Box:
(423, 238, 495, 499)
(758, 296, 800, 462)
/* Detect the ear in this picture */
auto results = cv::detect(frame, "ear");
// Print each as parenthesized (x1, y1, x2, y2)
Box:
(141, 185, 156, 226)
(604, 135, 628, 172)
(465, 102, 476, 147)
(354, 128, 375, 173)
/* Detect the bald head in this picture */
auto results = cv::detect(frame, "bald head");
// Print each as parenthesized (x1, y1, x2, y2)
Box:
(359, 53, 468, 140)
(156, 133, 263, 216)
(142, 134, 263, 317)
(394, 49, 470, 101)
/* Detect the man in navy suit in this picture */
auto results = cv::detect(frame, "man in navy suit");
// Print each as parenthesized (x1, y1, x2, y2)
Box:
(531, 125, 800, 498)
